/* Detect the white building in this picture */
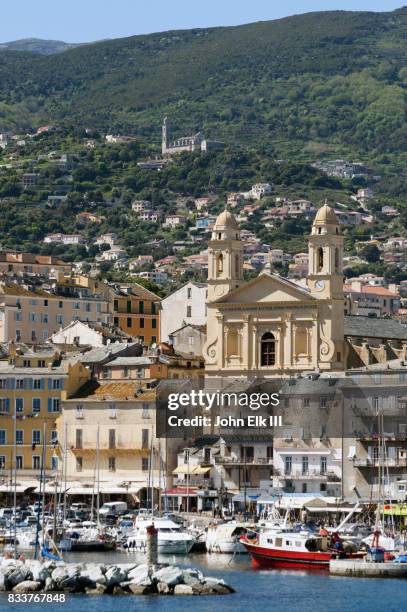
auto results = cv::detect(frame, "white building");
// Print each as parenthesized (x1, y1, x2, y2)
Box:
(43, 233, 85, 245)
(95, 233, 118, 248)
(131, 200, 151, 213)
(99, 247, 128, 262)
(135, 270, 168, 284)
(160, 282, 207, 343)
(50, 320, 125, 347)
(250, 183, 273, 200)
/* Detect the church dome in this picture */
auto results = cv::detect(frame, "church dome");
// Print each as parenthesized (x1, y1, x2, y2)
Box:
(214, 209, 239, 230)
(313, 204, 338, 225)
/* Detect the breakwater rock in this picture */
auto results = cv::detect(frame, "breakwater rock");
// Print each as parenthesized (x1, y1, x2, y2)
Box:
(0, 558, 235, 596)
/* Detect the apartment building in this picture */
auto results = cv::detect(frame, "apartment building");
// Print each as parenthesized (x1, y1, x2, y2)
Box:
(0, 252, 72, 276)
(109, 283, 160, 345)
(60, 383, 170, 503)
(0, 350, 90, 481)
(160, 282, 207, 343)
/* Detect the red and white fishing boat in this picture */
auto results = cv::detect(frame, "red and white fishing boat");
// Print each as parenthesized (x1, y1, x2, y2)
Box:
(241, 528, 364, 570)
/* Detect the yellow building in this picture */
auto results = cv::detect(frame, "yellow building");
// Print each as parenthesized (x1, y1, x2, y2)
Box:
(0, 348, 90, 487)
(60, 381, 170, 503)
(204, 205, 346, 377)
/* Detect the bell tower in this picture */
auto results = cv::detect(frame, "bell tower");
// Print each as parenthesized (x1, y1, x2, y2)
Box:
(162, 116, 170, 155)
(207, 208, 243, 302)
(308, 203, 344, 300)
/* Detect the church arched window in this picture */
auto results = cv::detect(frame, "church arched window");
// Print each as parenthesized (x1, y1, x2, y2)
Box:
(216, 253, 224, 277)
(261, 332, 276, 366)
(317, 247, 324, 272)
(235, 254, 240, 276)
(335, 247, 340, 272)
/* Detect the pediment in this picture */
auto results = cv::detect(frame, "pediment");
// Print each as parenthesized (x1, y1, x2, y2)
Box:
(215, 272, 314, 304)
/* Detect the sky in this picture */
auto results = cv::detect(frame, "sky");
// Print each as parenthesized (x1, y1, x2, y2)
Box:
(0, 0, 406, 43)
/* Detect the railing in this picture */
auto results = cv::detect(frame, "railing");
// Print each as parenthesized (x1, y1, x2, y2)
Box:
(275, 469, 333, 480)
(214, 456, 273, 466)
(353, 458, 407, 468)
(173, 477, 214, 488)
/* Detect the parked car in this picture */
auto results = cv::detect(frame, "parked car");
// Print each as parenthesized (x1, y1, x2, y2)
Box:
(98, 501, 128, 517)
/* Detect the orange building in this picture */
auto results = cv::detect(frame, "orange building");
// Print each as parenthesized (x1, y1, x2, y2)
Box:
(109, 283, 160, 345)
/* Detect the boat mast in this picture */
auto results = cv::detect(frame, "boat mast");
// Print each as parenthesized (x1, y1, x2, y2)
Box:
(96, 424, 100, 524)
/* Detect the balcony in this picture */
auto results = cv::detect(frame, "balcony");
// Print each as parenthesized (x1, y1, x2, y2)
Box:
(356, 433, 407, 442)
(214, 456, 273, 466)
(173, 477, 214, 488)
(275, 469, 336, 481)
(353, 457, 407, 468)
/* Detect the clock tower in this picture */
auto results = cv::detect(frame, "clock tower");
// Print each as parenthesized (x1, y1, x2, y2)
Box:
(207, 208, 244, 303)
(308, 203, 344, 300)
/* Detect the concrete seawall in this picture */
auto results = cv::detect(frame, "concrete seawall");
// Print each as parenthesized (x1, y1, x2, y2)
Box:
(330, 559, 407, 578)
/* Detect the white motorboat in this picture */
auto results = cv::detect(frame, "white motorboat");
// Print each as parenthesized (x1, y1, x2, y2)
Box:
(205, 522, 252, 554)
(125, 517, 195, 554)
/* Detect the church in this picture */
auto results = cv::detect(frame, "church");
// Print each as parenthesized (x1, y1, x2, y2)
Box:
(204, 204, 350, 378)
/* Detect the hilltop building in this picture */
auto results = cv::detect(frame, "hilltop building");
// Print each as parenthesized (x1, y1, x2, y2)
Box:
(161, 117, 224, 156)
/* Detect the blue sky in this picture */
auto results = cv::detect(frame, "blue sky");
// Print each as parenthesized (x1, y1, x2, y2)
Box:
(1, 1, 405, 43)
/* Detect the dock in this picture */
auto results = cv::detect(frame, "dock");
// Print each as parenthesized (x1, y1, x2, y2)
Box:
(330, 559, 407, 578)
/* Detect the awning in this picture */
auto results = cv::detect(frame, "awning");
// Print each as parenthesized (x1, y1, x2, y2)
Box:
(33, 481, 71, 494)
(162, 487, 198, 497)
(173, 465, 211, 475)
(306, 506, 362, 513)
(0, 481, 38, 493)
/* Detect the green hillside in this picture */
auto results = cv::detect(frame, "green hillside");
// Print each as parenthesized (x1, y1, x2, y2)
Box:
(1, 8, 407, 159)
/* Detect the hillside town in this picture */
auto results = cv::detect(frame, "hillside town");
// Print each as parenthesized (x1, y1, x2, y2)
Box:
(0, 115, 405, 563)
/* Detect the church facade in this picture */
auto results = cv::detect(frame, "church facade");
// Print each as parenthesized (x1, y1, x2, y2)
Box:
(204, 205, 346, 378)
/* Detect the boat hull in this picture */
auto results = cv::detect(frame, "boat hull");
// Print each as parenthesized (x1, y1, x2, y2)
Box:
(242, 541, 364, 570)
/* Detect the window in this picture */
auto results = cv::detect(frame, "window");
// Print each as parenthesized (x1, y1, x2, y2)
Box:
(186, 305, 192, 317)
(0, 380, 6, 389)
(85, 303, 91, 312)
(0, 456, 5, 469)
(51, 456, 58, 471)
(48, 398, 60, 412)
(56, 314, 64, 326)
(216, 253, 223, 277)
(31, 330, 36, 342)
(317, 247, 324, 271)
(15, 398, 24, 414)
(73, 302, 80, 310)
(108, 457, 116, 472)
(127, 317, 132, 328)
(108, 404, 116, 418)
(52, 379, 61, 390)
(15, 330, 21, 341)
(51, 430, 58, 444)
(320, 397, 327, 408)
(16, 456, 23, 470)
(152, 336, 156, 343)
(188, 336, 194, 346)
(16, 430, 24, 445)
(76, 457, 83, 472)
(14, 311, 22, 321)
(139, 336, 144, 343)
(139, 301, 144, 314)
(140, 318, 145, 328)
(320, 456, 327, 475)
(114, 317, 119, 327)
(261, 332, 276, 366)
(302, 456, 309, 475)
(187, 287, 192, 299)
(76, 429, 83, 449)
(58, 301, 63, 308)
(29, 312, 36, 322)
(32, 398, 41, 413)
(32, 430, 41, 445)
(113, 299, 118, 312)
(126, 300, 132, 313)
(0, 430, 6, 445)
(142, 403, 149, 419)
(44, 299, 48, 307)
(142, 457, 149, 471)
(335, 248, 340, 272)
(33, 379, 41, 389)
(0, 399, 10, 414)
(142, 429, 149, 448)
(303, 398, 310, 408)
(108, 429, 116, 449)
(373, 397, 379, 411)
(284, 456, 292, 475)
(16, 379, 24, 389)
(152, 319, 157, 329)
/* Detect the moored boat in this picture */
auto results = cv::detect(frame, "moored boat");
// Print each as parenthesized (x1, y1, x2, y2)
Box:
(241, 528, 364, 570)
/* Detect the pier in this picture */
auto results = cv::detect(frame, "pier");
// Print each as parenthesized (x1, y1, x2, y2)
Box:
(330, 559, 407, 578)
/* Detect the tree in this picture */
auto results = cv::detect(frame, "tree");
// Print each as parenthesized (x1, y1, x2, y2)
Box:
(359, 244, 381, 264)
